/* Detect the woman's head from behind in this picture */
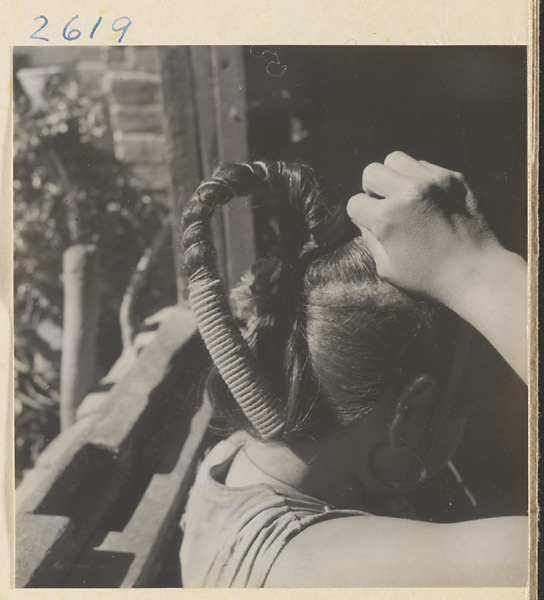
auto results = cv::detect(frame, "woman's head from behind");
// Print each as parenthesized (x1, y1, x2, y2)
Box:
(182, 161, 471, 495)
(303, 238, 436, 427)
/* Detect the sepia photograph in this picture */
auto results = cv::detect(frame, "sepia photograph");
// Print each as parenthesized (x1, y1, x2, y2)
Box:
(12, 44, 528, 589)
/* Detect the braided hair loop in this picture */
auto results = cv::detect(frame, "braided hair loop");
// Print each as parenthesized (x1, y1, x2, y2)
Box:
(181, 161, 353, 439)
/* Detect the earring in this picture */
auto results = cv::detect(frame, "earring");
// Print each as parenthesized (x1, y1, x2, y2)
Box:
(368, 442, 427, 494)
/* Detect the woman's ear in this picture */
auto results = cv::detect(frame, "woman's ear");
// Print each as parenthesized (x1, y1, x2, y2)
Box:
(388, 374, 438, 450)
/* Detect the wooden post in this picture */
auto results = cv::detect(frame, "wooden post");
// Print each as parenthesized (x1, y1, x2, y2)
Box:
(190, 46, 256, 290)
(191, 46, 228, 283)
(60, 244, 101, 430)
(158, 47, 203, 306)
(159, 45, 256, 291)
(211, 46, 256, 287)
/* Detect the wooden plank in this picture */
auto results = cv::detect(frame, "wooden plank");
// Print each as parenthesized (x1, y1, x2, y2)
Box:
(158, 47, 203, 306)
(190, 46, 228, 283)
(64, 398, 213, 588)
(190, 47, 218, 176)
(191, 46, 257, 289)
(89, 308, 197, 452)
(16, 441, 125, 588)
(211, 46, 251, 163)
(16, 514, 74, 588)
(211, 46, 256, 287)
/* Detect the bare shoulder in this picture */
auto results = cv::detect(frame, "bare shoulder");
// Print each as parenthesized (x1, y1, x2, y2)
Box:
(264, 514, 528, 588)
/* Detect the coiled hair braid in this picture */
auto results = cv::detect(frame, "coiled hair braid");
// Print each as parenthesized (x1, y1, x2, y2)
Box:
(181, 161, 353, 439)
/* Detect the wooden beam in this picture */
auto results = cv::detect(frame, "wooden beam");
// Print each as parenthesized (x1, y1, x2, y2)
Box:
(161, 45, 255, 292)
(211, 46, 256, 287)
(158, 47, 203, 306)
(190, 46, 228, 283)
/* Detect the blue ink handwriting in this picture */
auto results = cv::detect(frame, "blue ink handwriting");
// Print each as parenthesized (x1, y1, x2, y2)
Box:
(30, 15, 132, 43)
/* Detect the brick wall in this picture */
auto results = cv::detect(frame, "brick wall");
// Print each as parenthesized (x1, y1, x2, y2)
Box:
(16, 47, 172, 207)
(103, 47, 171, 208)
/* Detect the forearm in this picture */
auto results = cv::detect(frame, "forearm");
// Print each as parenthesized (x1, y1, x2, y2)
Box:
(439, 247, 528, 384)
(347, 152, 529, 384)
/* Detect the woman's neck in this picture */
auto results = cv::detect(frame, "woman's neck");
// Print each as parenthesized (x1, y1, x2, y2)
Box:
(226, 432, 380, 512)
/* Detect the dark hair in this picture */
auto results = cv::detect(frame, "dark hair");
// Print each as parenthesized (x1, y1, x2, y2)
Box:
(182, 161, 439, 442)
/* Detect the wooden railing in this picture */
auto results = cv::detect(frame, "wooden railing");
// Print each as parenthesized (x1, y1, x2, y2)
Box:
(16, 308, 214, 587)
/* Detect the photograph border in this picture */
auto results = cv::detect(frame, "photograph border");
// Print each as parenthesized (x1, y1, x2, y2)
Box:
(0, 0, 538, 598)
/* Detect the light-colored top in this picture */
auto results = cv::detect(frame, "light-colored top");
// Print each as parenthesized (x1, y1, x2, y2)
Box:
(179, 431, 369, 588)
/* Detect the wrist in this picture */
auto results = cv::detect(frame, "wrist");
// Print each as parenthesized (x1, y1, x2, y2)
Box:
(439, 245, 528, 382)
(437, 244, 525, 315)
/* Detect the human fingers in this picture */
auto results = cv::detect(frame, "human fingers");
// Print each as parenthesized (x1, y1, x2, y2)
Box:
(359, 226, 390, 276)
(362, 162, 414, 198)
(346, 192, 382, 232)
(417, 160, 474, 213)
(418, 159, 464, 181)
(384, 151, 428, 176)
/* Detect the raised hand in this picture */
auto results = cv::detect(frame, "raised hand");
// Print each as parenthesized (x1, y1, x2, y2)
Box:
(347, 151, 527, 383)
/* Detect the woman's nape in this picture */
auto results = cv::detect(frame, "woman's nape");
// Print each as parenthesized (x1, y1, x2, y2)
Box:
(225, 364, 467, 513)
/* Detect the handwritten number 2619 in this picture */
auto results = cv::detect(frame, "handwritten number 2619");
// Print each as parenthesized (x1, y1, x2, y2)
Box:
(31, 15, 132, 43)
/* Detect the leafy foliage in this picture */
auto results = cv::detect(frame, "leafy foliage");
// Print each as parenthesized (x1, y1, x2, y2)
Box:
(14, 68, 168, 484)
